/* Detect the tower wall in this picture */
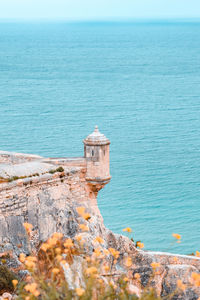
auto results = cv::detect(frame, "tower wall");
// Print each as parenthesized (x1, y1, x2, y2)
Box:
(83, 126, 111, 187)
(84, 144, 110, 182)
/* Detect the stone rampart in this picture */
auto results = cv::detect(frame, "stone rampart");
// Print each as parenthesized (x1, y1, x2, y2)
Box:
(0, 152, 103, 255)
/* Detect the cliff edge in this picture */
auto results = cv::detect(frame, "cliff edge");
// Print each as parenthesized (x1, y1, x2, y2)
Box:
(0, 127, 199, 299)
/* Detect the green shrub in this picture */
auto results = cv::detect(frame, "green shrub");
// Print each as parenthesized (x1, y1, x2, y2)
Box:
(0, 265, 18, 293)
(49, 167, 64, 174)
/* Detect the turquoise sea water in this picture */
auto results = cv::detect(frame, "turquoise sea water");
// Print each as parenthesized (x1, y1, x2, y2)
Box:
(0, 21, 200, 254)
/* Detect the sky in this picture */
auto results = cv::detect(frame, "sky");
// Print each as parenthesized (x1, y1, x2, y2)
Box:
(0, 0, 200, 20)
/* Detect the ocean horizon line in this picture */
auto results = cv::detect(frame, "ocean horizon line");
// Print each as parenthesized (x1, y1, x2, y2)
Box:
(1, 17, 200, 24)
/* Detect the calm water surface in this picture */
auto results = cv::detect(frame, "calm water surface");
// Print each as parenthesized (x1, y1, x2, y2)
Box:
(0, 21, 200, 254)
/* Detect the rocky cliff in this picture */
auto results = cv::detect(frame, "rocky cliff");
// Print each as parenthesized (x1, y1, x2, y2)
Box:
(0, 149, 200, 299)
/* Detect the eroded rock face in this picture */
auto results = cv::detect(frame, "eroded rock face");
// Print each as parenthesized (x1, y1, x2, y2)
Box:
(0, 151, 200, 299)
(130, 251, 200, 299)
(0, 166, 101, 254)
(161, 265, 199, 299)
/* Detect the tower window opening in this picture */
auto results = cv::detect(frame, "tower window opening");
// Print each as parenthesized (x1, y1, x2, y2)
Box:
(92, 150, 94, 156)
(104, 150, 105, 155)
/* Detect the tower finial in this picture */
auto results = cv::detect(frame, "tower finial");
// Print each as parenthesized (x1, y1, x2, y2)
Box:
(83, 126, 110, 145)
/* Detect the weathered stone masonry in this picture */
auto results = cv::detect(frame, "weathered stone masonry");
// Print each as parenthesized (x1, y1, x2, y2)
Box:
(0, 126, 111, 253)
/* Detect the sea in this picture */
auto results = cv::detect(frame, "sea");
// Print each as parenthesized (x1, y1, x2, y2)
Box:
(0, 21, 199, 254)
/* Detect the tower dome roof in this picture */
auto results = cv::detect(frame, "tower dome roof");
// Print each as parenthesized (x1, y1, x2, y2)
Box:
(83, 126, 110, 146)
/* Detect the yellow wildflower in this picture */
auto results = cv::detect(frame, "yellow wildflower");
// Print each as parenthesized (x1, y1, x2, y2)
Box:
(56, 255, 63, 262)
(26, 256, 37, 262)
(76, 207, 85, 216)
(83, 213, 91, 221)
(12, 279, 18, 288)
(123, 227, 132, 233)
(94, 236, 104, 244)
(124, 277, 129, 282)
(191, 272, 200, 287)
(64, 238, 74, 248)
(85, 266, 98, 275)
(177, 279, 186, 291)
(52, 232, 63, 239)
(103, 249, 109, 256)
(76, 288, 85, 297)
(40, 243, 50, 252)
(108, 247, 120, 259)
(98, 279, 104, 284)
(93, 247, 102, 257)
(60, 260, 67, 265)
(191, 272, 199, 280)
(79, 224, 89, 231)
(52, 268, 60, 275)
(151, 262, 160, 269)
(136, 241, 144, 249)
(23, 223, 33, 233)
(25, 260, 35, 269)
(55, 247, 62, 254)
(19, 253, 26, 263)
(34, 290, 40, 297)
(47, 237, 57, 247)
(75, 235, 82, 242)
(173, 256, 178, 263)
(110, 282, 117, 290)
(172, 233, 181, 240)
(24, 256, 36, 269)
(103, 265, 110, 272)
(196, 251, 200, 257)
(134, 273, 140, 279)
(124, 257, 132, 267)
(24, 283, 37, 292)
(24, 283, 40, 297)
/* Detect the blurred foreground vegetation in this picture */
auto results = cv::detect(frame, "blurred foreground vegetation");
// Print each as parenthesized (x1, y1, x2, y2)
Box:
(0, 208, 200, 299)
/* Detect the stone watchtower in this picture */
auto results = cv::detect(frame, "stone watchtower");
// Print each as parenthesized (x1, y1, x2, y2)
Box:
(83, 126, 111, 191)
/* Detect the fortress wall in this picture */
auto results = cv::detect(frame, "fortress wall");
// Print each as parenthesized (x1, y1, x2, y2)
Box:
(0, 164, 101, 254)
(0, 151, 42, 165)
